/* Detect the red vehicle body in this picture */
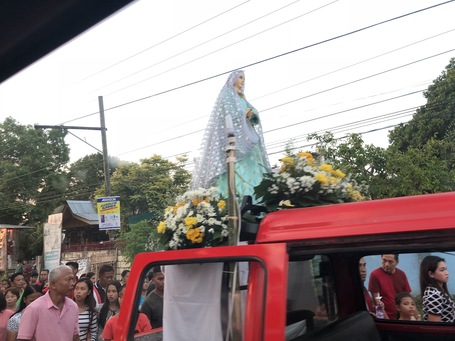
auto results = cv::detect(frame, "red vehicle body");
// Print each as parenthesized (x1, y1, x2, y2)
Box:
(116, 192, 455, 340)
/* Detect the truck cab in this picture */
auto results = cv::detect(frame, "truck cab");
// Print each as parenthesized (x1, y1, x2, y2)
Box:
(116, 192, 455, 340)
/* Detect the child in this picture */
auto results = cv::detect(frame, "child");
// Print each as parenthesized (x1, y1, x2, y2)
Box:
(4, 288, 19, 313)
(395, 292, 421, 321)
(102, 286, 152, 340)
(0, 279, 9, 294)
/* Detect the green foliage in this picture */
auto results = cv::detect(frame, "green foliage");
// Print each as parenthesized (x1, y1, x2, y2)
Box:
(67, 153, 119, 200)
(309, 132, 385, 194)
(116, 219, 163, 263)
(0, 117, 70, 225)
(99, 154, 191, 257)
(309, 132, 455, 199)
(389, 58, 455, 150)
(19, 225, 44, 260)
(96, 155, 191, 221)
(371, 140, 455, 198)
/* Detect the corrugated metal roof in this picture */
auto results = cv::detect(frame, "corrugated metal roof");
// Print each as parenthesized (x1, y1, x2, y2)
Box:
(66, 200, 99, 225)
(0, 224, 34, 229)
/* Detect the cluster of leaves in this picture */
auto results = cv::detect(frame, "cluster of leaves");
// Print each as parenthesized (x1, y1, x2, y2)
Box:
(307, 58, 455, 199)
(0, 118, 69, 226)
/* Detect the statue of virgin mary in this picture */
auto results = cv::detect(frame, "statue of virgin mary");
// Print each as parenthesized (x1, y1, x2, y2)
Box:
(192, 70, 270, 202)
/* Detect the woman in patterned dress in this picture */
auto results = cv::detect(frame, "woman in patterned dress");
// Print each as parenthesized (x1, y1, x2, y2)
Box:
(420, 255, 455, 322)
(6, 285, 41, 341)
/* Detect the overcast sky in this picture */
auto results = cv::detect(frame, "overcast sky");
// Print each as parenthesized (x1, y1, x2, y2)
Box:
(1, 0, 454, 169)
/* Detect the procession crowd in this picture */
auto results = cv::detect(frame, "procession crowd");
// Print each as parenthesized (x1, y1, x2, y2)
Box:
(0, 261, 165, 341)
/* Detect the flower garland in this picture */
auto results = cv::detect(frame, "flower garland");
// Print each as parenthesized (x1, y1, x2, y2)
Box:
(254, 152, 365, 212)
(156, 187, 228, 250)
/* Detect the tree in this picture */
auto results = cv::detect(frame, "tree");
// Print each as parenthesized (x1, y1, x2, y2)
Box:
(308, 132, 455, 199)
(389, 58, 455, 150)
(308, 132, 386, 190)
(96, 155, 191, 220)
(67, 153, 120, 200)
(0, 117, 70, 225)
(96, 155, 191, 259)
(117, 219, 164, 263)
(371, 140, 455, 198)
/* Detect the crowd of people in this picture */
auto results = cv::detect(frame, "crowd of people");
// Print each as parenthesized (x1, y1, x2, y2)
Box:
(360, 254, 455, 322)
(0, 262, 165, 340)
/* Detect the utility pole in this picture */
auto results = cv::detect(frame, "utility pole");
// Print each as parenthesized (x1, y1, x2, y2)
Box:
(34, 98, 111, 195)
(98, 96, 111, 196)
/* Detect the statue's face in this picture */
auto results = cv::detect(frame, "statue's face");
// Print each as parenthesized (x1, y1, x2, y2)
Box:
(233, 73, 245, 93)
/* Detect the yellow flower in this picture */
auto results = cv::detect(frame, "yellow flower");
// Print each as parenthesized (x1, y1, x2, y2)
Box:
(315, 173, 329, 185)
(280, 157, 295, 172)
(319, 163, 334, 174)
(173, 201, 185, 214)
(165, 206, 173, 213)
(334, 169, 346, 178)
(157, 221, 166, 234)
(348, 188, 363, 201)
(192, 199, 202, 206)
(298, 152, 314, 162)
(184, 216, 197, 227)
(217, 200, 226, 210)
(186, 228, 204, 244)
(279, 200, 294, 207)
(330, 176, 340, 185)
(280, 157, 294, 166)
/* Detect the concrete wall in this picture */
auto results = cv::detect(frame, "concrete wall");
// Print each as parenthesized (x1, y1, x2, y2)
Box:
(62, 248, 130, 280)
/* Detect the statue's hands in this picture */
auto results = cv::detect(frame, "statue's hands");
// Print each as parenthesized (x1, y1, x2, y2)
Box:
(246, 109, 253, 120)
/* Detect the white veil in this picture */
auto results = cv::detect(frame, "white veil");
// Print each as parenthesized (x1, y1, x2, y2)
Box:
(192, 70, 270, 189)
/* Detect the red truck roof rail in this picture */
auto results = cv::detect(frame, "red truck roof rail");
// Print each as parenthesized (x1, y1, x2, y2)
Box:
(257, 192, 455, 244)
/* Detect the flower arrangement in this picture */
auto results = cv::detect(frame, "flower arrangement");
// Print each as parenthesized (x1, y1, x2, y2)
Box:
(156, 187, 229, 250)
(254, 152, 366, 212)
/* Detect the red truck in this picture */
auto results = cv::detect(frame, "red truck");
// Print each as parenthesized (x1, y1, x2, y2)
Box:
(116, 191, 455, 340)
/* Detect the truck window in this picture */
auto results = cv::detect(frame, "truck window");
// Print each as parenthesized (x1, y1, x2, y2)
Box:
(286, 255, 338, 340)
(362, 252, 455, 323)
(131, 259, 267, 341)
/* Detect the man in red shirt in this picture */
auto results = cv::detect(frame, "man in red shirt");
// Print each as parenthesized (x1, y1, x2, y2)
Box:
(368, 254, 411, 319)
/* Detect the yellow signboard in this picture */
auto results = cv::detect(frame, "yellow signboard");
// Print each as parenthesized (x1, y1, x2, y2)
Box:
(96, 196, 121, 230)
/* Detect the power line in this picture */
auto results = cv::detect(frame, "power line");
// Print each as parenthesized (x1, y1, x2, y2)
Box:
(0, 100, 446, 210)
(253, 27, 455, 101)
(261, 48, 455, 113)
(61, 0, 454, 124)
(91, 0, 304, 93)
(3, 58, 436, 191)
(74, 0, 252, 83)
(1, 90, 432, 201)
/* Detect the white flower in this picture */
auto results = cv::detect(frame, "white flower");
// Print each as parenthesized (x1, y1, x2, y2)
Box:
(221, 229, 229, 237)
(207, 217, 217, 225)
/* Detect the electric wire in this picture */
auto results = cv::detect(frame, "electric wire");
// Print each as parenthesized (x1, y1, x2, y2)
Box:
(0, 83, 432, 191)
(75, 0, 252, 83)
(0, 99, 446, 208)
(60, 0, 454, 124)
(91, 0, 304, 93)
